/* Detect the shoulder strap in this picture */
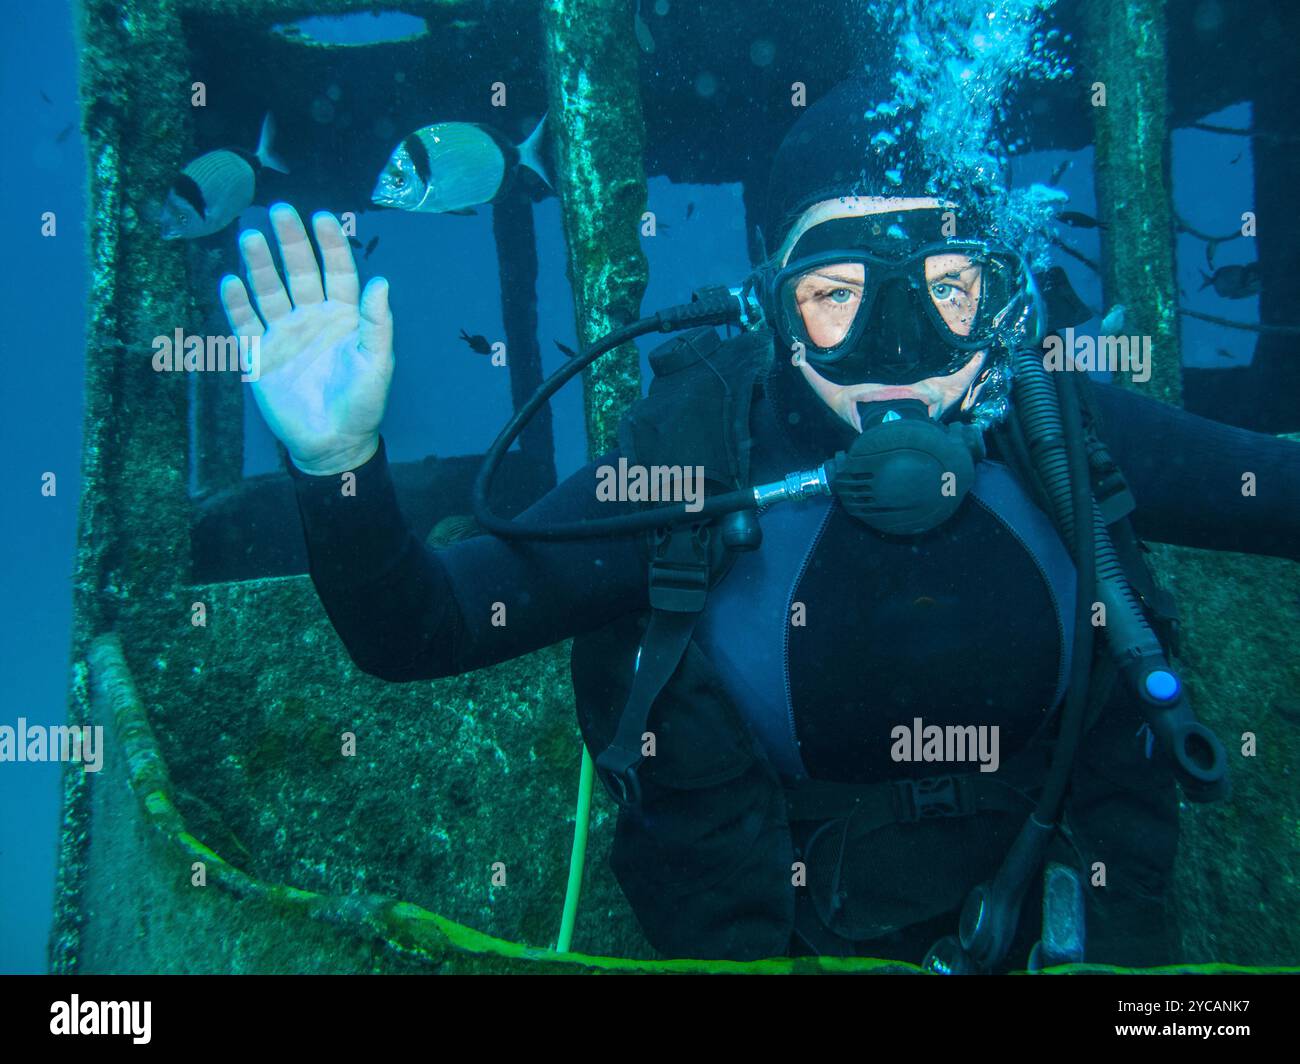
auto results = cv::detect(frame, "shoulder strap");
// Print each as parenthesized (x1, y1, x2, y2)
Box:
(617, 326, 773, 489)
(594, 329, 773, 812)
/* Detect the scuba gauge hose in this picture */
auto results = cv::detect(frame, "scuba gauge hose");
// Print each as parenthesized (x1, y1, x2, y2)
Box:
(472, 287, 759, 541)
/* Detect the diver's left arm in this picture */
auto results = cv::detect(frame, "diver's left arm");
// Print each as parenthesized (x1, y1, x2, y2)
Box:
(1087, 381, 1300, 560)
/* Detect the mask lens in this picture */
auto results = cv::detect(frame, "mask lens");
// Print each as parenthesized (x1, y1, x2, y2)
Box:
(924, 252, 1020, 340)
(924, 253, 983, 337)
(774, 247, 1027, 379)
(785, 262, 866, 349)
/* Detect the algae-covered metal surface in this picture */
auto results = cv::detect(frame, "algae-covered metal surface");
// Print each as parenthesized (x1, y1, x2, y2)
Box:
(541, 0, 649, 455)
(1083, 0, 1180, 404)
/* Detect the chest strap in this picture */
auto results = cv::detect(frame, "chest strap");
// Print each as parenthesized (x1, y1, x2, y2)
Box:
(594, 523, 712, 811)
(783, 743, 1052, 829)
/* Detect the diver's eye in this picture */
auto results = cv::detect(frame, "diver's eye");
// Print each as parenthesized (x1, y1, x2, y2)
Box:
(829, 288, 853, 304)
(930, 282, 954, 301)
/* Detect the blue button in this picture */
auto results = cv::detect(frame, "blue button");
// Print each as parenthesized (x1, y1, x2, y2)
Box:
(1145, 670, 1179, 701)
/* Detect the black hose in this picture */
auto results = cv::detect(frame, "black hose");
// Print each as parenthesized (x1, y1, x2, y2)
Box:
(471, 295, 755, 541)
(1037, 370, 1096, 818)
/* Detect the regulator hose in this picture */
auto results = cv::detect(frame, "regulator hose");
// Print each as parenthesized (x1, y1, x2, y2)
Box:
(471, 288, 757, 541)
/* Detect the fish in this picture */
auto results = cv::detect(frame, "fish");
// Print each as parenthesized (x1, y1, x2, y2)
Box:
(1048, 158, 1071, 186)
(425, 514, 484, 548)
(1200, 263, 1260, 299)
(372, 114, 550, 214)
(39, 89, 52, 104)
(634, 1, 656, 53)
(160, 113, 288, 240)
(685, 201, 695, 220)
(554, 340, 579, 358)
(55, 122, 74, 144)
(1214, 348, 1235, 359)
(1100, 304, 1126, 335)
(347, 236, 363, 250)
(1058, 211, 1107, 230)
(364, 236, 379, 258)
(459, 329, 492, 355)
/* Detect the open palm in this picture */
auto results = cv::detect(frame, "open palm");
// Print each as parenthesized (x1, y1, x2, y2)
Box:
(220, 203, 394, 475)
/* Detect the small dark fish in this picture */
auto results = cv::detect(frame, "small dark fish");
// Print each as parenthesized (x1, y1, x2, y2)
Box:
(685, 201, 696, 221)
(347, 236, 363, 250)
(1229, 151, 1243, 165)
(1274, 703, 1300, 725)
(55, 122, 74, 144)
(159, 113, 288, 239)
(425, 514, 483, 548)
(1200, 263, 1260, 299)
(39, 89, 52, 104)
(364, 236, 379, 258)
(554, 340, 579, 358)
(373, 115, 550, 214)
(1058, 211, 1107, 230)
(1214, 347, 1235, 359)
(1048, 158, 1071, 186)
(459, 329, 492, 355)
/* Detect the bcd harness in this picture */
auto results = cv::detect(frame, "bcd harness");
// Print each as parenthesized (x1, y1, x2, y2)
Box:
(593, 323, 1179, 826)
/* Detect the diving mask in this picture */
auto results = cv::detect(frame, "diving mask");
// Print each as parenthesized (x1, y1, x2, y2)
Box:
(759, 209, 1041, 387)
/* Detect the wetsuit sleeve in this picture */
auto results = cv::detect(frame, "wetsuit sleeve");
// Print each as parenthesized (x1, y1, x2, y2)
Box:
(290, 438, 648, 681)
(1088, 381, 1300, 560)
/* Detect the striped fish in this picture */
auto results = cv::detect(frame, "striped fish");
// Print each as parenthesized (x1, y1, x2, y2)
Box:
(371, 115, 550, 214)
(160, 113, 288, 239)
(424, 514, 483, 548)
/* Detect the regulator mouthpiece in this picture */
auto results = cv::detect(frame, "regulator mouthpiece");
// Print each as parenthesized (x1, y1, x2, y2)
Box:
(829, 400, 984, 536)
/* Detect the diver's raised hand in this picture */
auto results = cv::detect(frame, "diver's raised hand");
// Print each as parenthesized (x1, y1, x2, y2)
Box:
(220, 203, 394, 475)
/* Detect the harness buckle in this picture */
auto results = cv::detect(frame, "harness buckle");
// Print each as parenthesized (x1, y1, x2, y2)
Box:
(893, 775, 972, 822)
(648, 524, 711, 612)
(595, 744, 644, 812)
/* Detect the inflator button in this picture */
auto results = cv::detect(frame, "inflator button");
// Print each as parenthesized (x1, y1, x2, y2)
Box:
(1144, 670, 1180, 702)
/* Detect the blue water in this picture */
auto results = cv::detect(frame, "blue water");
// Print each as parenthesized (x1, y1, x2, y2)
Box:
(0, 0, 86, 975)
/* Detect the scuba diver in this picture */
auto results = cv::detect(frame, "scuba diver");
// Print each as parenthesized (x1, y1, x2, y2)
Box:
(219, 79, 1300, 971)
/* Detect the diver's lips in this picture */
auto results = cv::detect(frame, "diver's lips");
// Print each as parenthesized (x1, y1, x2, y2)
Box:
(854, 386, 923, 404)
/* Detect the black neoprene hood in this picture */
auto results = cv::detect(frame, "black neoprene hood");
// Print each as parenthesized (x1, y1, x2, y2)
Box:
(764, 78, 934, 255)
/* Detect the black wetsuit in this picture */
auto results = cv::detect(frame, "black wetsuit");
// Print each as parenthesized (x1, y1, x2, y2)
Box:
(291, 374, 1299, 965)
